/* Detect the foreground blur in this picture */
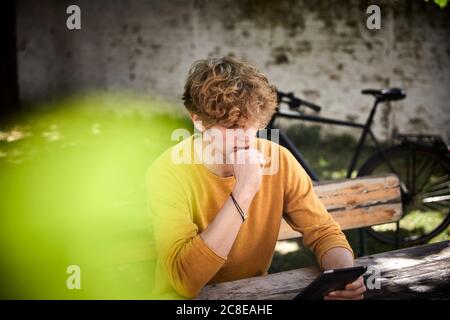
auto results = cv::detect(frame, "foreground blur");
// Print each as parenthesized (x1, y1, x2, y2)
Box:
(0, 92, 191, 299)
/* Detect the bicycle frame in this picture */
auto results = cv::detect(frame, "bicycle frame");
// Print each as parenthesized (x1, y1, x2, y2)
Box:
(266, 99, 387, 182)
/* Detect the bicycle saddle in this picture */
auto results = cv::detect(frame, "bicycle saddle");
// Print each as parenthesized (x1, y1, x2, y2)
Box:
(361, 88, 406, 101)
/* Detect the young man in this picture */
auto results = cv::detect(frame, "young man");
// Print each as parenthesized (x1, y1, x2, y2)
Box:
(147, 57, 366, 300)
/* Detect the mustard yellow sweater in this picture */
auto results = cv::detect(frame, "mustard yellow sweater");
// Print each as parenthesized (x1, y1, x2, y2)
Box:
(146, 134, 353, 299)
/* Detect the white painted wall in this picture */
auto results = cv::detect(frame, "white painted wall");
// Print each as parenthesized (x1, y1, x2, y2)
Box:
(16, 0, 450, 142)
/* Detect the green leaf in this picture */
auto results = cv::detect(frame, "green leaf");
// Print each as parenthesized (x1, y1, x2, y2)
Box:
(433, 0, 448, 8)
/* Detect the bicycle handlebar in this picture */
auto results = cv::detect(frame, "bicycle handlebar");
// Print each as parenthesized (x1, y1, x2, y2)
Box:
(277, 91, 322, 113)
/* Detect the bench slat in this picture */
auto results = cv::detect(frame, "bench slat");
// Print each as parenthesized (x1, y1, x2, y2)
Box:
(278, 174, 402, 240)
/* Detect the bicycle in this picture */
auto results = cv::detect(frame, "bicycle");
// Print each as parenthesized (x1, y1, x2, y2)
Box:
(263, 88, 450, 254)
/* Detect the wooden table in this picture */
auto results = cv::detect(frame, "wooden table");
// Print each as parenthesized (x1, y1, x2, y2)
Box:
(197, 240, 450, 300)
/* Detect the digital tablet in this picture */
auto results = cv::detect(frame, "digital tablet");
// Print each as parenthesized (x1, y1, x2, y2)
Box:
(293, 266, 367, 300)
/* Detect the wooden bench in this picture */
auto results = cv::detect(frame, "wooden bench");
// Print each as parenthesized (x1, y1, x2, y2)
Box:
(277, 173, 402, 241)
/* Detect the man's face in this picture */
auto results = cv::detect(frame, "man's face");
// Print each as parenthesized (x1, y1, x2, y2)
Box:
(202, 125, 259, 163)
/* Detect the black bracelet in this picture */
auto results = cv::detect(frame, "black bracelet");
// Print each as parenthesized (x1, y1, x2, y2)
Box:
(230, 192, 247, 221)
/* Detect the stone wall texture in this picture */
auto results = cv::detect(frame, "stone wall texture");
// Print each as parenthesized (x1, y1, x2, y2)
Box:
(16, 0, 450, 141)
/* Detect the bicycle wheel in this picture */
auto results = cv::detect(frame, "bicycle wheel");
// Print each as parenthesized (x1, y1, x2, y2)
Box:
(358, 143, 450, 246)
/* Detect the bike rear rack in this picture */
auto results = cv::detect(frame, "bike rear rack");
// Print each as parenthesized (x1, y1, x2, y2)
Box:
(394, 133, 448, 153)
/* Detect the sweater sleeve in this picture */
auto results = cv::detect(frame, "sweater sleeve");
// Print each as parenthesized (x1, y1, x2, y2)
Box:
(281, 148, 354, 269)
(146, 163, 226, 298)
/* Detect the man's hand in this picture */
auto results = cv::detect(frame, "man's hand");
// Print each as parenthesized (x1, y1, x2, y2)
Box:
(321, 247, 367, 300)
(324, 276, 366, 300)
(231, 148, 265, 195)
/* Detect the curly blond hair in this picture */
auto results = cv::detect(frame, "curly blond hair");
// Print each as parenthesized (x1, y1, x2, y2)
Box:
(182, 57, 278, 129)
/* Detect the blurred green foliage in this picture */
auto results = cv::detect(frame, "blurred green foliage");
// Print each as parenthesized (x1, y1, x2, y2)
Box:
(430, 0, 448, 8)
(0, 92, 191, 299)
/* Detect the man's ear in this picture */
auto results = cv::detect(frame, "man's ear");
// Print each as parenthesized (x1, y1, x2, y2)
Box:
(191, 114, 204, 132)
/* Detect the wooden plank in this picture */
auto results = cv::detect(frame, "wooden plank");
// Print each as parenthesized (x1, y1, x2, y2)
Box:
(278, 174, 402, 240)
(196, 240, 450, 300)
(278, 204, 402, 240)
(363, 259, 450, 299)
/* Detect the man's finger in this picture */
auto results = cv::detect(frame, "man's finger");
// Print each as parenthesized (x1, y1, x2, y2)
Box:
(328, 285, 366, 299)
(325, 294, 364, 300)
(345, 277, 365, 290)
